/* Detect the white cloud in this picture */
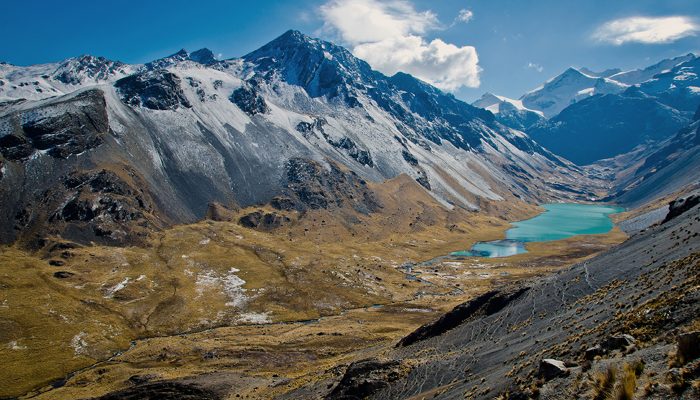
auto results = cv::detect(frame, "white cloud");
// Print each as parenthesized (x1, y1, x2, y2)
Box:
(457, 9, 474, 23)
(526, 62, 543, 72)
(319, 0, 438, 44)
(319, 0, 481, 91)
(593, 16, 699, 45)
(354, 35, 481, 91)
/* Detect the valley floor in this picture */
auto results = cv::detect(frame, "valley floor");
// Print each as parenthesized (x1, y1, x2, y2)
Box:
(0, 199, 627, 400)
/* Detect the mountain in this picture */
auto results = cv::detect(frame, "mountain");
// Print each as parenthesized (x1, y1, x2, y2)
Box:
(517, 54, 697, 120)
(524, 54, 700, 165)
(606, 104, 700, 206)
(636, 54, 700, 111)
(528, 90, 690, 165)
(0, 30, 588, 247)
(578, 67, 622, 78)
(609, 53, 696, 85)
(519, 67, 628, 118)
(0, 55, 137, 101)
(471, 92, 545, 130)
(471, 92, 541, 116)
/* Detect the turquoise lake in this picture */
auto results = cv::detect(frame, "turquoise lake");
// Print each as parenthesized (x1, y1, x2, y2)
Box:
(452, 203, 623, 258)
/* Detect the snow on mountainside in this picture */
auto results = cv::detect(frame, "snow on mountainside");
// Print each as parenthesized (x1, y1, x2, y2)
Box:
(578, 67, 622, 78)
(636, 55, 700, 111)
(471, 92, 542, 116)
(0, 30, 590, 245)
(609, 53, 696, 85)
(523, 54, 700, 165)
(471, 92, 545, 131)
(510, 54, 697, 120)
(0, 56, 138, 101)
(519, 67, 628, 118)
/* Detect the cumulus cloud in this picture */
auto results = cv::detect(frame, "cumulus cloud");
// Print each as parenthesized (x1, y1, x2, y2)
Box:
(319, 0, 481, 91)
(593, 16, 699, 45)
(457, 9, 474, 23)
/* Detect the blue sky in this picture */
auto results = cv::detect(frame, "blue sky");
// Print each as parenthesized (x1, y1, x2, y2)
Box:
(2, 0, 699, 101)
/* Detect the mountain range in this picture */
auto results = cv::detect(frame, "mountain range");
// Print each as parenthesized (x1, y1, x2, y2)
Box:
(473, 53, 700, 165)
(0, 30, 593, 247)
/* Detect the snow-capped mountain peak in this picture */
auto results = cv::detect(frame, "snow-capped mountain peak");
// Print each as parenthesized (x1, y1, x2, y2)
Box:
(52, 54, 135, 85)
(472, 92, 542, 116)
(578, 67, 622, 78)
(189, 48, 217, 64)
(520, 66, 628, 118)
(609, 53, 697, 85)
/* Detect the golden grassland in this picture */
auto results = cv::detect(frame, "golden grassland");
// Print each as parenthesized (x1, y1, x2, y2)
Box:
(0, 176, 629, 399)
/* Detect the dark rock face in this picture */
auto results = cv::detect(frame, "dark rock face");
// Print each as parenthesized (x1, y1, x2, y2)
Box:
(270, 196, 296, 211)
(397, 287, 529, 347)
(230, 85, 268, 115)
(4, 168, 163, 246)
(401, 150, 418, 166)
(96, 381, 221, 400)
(327, 359, 403, 400)
(0, 89, 108, 160)
(238, 210, 290, 230)
(50, 170, 153, 228)
(325, 135, 373, 167)
(415, 169, 431, 191)
(664, 194, 700, 223)
(115, 70, 192, 110)
(677, 331, 700, 362)
(283, 158, 381, 214)
(584, 345, 605, 360)
(53, 271, 74, 279)
(188, 48, 216, 65)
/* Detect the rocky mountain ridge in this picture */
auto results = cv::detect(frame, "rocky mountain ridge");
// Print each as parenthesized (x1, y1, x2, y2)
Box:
(0, 30, 591, 247)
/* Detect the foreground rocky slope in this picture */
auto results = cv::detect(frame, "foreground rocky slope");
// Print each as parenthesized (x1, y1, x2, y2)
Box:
(311, 195, 700, 399)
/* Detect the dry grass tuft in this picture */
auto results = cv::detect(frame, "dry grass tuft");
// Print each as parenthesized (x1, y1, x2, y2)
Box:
(613, 363, 637, 400)
(592, 366, 616, 400)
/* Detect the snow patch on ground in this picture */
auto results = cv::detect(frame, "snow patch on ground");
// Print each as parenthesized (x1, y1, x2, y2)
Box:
(71, 332, 88, 356)
(7, 340, 27, 350)
(236, 312, 272, 324)
(195, 268, 249, 308)
(103, 278, 130, 298)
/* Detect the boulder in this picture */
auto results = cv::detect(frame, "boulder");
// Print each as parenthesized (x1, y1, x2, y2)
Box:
(327, 359, 402, 399)
(585, 344, 605, 360)
(602, 334, 636, 351)
(677, 331, 700, 363)
(538, 358, 568, 380)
